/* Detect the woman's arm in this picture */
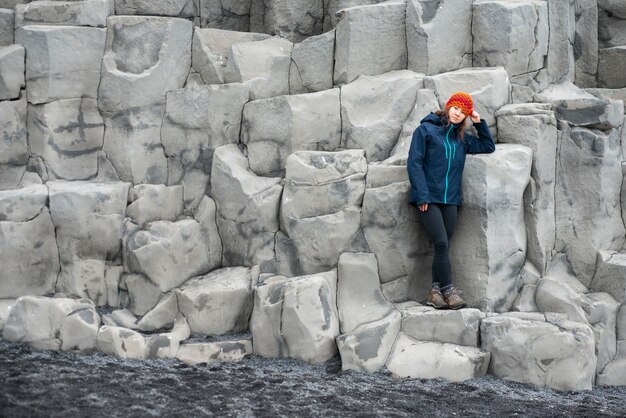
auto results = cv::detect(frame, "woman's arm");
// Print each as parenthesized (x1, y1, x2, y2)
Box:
(407, 126, 430, 206)
(466, 111, 495, 154)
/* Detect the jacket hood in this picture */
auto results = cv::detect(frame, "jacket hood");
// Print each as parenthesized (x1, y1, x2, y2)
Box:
(420, 112, 445, 126)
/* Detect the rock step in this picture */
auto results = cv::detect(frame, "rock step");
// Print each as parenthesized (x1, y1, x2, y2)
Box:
(176, 338, 253, 366)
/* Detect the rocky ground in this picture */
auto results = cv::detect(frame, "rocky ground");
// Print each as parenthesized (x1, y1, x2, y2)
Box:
(1, 340, 625, 417)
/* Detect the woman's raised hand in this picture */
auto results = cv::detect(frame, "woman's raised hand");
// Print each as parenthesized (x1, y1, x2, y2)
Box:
(470, 111, 481, 123)
(419, 203, 429, 212)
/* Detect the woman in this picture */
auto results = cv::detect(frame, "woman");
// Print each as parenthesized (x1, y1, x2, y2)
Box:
(407, 92, 495, 309)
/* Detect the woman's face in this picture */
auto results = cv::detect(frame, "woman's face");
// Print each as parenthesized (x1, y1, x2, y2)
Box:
(448, 106, 466, 125)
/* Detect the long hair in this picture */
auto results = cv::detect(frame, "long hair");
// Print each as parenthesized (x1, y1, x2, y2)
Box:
(434, 108, 467, 142)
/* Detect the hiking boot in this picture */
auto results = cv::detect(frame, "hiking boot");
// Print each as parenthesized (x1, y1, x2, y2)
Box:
(427, 287, 447, 309)
(443, 286, 466, 310)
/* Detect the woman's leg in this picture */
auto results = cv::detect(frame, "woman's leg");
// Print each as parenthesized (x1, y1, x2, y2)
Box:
(438, 204, 458, 291)
(418, 204, 452, 288)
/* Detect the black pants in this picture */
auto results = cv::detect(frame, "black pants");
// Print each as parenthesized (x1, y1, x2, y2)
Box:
(417, 203, 458, 289)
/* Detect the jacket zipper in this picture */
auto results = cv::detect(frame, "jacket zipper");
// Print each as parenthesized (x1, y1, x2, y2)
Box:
(444, 126, 455, 204)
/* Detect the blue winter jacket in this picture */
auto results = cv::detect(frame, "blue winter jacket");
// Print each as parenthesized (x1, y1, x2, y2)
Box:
(408, 113, 495, 206)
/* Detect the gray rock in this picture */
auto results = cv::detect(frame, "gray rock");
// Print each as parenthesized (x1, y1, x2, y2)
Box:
(481, 313, 597, 391)
(0, 9, 14, 46)
(177, 339, 253, 365)
(103, 308, 137, 329)
(496, 103, 557, 275)
(535, 278, 587, 323)
(584, 292, 620, 374)
(27, 98, 104, 180)
(451, 145, 532, 311)
(381, 276, 415, 303)
(145, 313, 190, 359)
(174, 266, 255, 336)
(115, 0, 195, 17)
(554, 124, 624, 287)
(211, 144, 282, 269)
(597, 341, 626, 386)
(336, 310, 401, 372)
(545, 0, 575, 84)
(323, 0, 385, 31)
(510, 69, 549, 103)
(0, 299, 15, 331)
(598, 47, 626, 89)
(289, 30, 334, 94)
(250, 0, 322, 42)
(0, 45, 25, 100)
(48, 181, 130, 301)
(424, 67, 510, 134)
(593, 251, 626, 303)
(400, 306, 482, 347)
(198, 0, 252, 31)
(574, 0, 599, 88)
(125, 274, 161, 317)
(59, 307, 100, 351)
(15, 0, 114, 28)
(223, 36, 292, 100)
(334, 1, 407, 85)
(336, 252, 395, 334)
(126, 220, 212, 293)
(341, 71, 424, 162)
(193, 196, 222, 270)
(0, 95, 28, 189)
(96, 325, 147, 359)
(104, 265, 122, 308)
(598, 0, 626, 49)
(126, 184, 183, 226)
(618, 303, 626, 339)
(511, 284, 539, 312)
(386, 333, 490, 382)
(586, 88, 626, 112)
(406, 0, 471, 76)
(191, 28, 269, 85)
(242, 89, 341, 176)
(0, 183, 47, 222)
(98, 16, 192, 112)
(544, 253, 589, 294)
(0, 207, 59, 298)
(15, 25, 106, 104)
(136, 292, 178, 332)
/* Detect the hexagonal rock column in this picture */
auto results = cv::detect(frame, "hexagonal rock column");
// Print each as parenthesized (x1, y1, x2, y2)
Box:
(424, 67, 510, 135)
(598, 0, 626, 49)
(177, 339, 253, 365)
(27, 98, 104, 181)
(0, 95, 28, 189)
(15, 0, 114, 28)
(573, 0, 599, 88)
(250, 0, 323, 42)
(481, 313, 597, 391)
(597, 302, 626, 386)
(3, 296, 99, 351)
(289, 30, 335, 94)
(406, 0, 472, 75)
(174, 266, 256, 336)
(0, 185, 59, 298)
(223, 36, 292, 100)
(450, 144, 532, 312)
(334, 1, 407, 85)
(115, 0, 195, 17)
(15, 25, 106, 104)
(96, 325, 147, 360)
(161, 83, 249, 210)
(198, 0, 252, 31)
(496, 103, 557, 275)
(400, 305, 482, 347)
(599, 47, 626, 89)
(0, 45, 24, 100)
(280, 150, 367, 275)
(48, 181, 130, 304)
(126, 184, 184, 227)
(0, 9, 14, 46)
(98, 16, 192, 184)
(242, 89, 341, 177)
(341, 71, 424, 162)
(211, 144, 282, 270)
(386, 333, 490, 382)
(594, 252, 626, 304)
(250, 269, 340, 364)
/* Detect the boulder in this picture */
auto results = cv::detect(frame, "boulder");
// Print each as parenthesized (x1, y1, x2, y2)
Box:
(191, 28, 269, 85)
(126, 184, 183, 226)
(3, 296, 96, 351)
(242, 89, 341, 177)
(115, 0, 195, 17)
(15, 25, 106, 104)
(146, 313, 190, 359)
(136, 292, 178, 332)
(0, 299, 15, 331)
(336, 252, 395, 334)
(496, 103, 557, 275)
(27, 98, 104, 180)
(593, 251, 626, 303)
(545, 0, 575, 84)
(598, 47, 626, 89)
(0, 9, 14, 46)
(584, 292, 620, 374)
(48, 181, 130, 301)
(104, 265, 122, 308)
(198, 0, 252, 31)
(211, 144, 282, 270)
(598, 0, 626, 48)
(535, 278, 587, 323)
(250, 0, 323, 42)
(481, 313, 597, 391)
(334, 1, 407, 84)
(400, 305, 482, 347)
(574, 0, 599, 88)
(386, 333, 490, 382)
(0, 195, 59, 298)
(223, 36, 292, 100)
(15, 0, 114, 28)
(341, 71, 424, 162)
(126, 220, 212, 293)
(193, 196, 223, 271)
(336, 310, 401, 372)
(103, 308, 138, 329)
(177, 339, 253, 365)
(96, 325, 147, 359)
(450, 145, 532, 311)
(406, 0, 472, 75)
(289, 30, 334, 94)
(0, 45, 25, 100)
(125, 274, 161, 317)
(250, 270, 340, 363)
(511, 285, 539, 312)
(0, 95, 28, 190)
(174, 266, 255, 335)
(553, 123, 624, 286)
(597, 341, 626, 386)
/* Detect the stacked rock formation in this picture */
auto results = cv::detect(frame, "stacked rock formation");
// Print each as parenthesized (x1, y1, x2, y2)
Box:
(0, 0, 625, 391)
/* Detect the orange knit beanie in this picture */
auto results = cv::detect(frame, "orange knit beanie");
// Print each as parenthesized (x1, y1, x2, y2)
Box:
(445, 92, 473, 117)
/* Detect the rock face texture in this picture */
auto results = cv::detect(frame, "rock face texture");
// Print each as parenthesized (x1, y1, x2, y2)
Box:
(1, 0, 626, 392)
